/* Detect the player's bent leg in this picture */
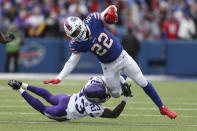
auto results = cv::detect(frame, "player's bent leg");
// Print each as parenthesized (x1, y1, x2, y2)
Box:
(44, 95, 70, 120)
(142, 82, 163, 108)
(22, 91, 46, 114)
(8, 80, 47, 115)
(123, 70, 178, 119)
(103, 72, 122, 98)
(26, 85, 69, 105)
(48, 94, 71, 106)
(26, 85, 57, 105)
(124, 69, 164, 109)
(122, 54, 178, 119)
(110, 90, 122, 98)
(142, 80, 178, 119)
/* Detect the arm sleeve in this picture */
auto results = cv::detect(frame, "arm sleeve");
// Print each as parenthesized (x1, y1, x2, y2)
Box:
(56, 53, 83, 80)
(100, 5, 117, 23)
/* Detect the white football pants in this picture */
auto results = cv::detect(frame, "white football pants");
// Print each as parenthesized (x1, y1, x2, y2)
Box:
(101, 50, 148, 98)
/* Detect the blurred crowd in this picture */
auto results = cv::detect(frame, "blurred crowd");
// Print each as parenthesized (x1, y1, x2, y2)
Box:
(0, 0, 197, 41)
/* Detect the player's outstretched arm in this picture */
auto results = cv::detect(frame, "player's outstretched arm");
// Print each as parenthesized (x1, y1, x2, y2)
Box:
(0, 32, 15, 44)
(100, 5, 118, 24)
(43, 53, 83, 84)
(100, 84, 132, 118)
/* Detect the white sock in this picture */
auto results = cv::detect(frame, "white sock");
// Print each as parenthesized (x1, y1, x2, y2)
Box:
(21, 83, 28, 89)
(120, 76, 126, 84)
(18, 88, 25, 94)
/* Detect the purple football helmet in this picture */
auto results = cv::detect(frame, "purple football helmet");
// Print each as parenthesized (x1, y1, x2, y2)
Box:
(84, 84, 111, 103)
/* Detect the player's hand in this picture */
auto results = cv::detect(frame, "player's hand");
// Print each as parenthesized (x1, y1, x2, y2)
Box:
(43, 79, 61, 84)
(6, 33, 15, 41)
(104, 5, 118, 24)
(121, 83, 133, 97)
(0, 32, 15, 44)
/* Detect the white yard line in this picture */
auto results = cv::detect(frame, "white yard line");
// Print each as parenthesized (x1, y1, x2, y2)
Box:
(0, 100, 25, 102)
(1, 99, 197, 105)
(0, 120, 58, 124)
(0, 111, 195, 118)
(0, 86, 10, 90)
(0, 120, 197, 127)
(1, 105, 197, 111)
(107, 101, 197, 105)
(125, 107, 197, 111)
(0, 112, 39, 115)
(1, 73, 197, 81)
(121, 114, 193, 118)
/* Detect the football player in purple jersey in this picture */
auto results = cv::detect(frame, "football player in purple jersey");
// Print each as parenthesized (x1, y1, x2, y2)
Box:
(44, 5, 177, 119)
(8, 77, 132, 121)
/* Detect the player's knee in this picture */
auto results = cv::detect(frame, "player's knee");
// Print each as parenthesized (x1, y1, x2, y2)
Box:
(134, 74, 148, 87)
(110, 90, 121, 98)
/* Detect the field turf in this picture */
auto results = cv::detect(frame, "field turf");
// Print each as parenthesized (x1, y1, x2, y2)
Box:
(0, 79, 197, 131)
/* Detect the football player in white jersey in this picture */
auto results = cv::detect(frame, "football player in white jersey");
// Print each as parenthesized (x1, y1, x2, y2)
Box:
(44, 5, 178, 119)
(8, 77, 132, 121)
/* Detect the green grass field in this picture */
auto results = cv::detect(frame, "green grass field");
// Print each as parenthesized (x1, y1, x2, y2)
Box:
(0, 79, 197, 131)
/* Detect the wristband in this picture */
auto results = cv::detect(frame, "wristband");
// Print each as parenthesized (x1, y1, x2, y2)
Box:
(123, 96, 129, 102)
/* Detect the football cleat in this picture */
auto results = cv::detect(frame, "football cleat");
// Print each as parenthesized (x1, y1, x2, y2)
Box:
(8, 80, 22, 90)
(159, 105, 178, 119)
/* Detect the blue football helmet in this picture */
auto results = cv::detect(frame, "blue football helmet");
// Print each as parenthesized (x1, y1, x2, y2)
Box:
(84, 83, 111, 104)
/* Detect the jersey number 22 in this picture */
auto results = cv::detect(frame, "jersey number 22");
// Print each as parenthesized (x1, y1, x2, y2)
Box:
(91, 32, 113, 56)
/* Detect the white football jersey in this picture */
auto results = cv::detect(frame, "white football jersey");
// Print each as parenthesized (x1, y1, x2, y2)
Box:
(66, 77, 105, 120)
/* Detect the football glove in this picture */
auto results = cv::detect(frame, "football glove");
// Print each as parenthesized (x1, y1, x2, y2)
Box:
(121, 83, 133, 97)
(104, 5, 118, 24)
(6, 33, 15, 41)
(43, 79, 61, 84)
(0, 32, 15, 44)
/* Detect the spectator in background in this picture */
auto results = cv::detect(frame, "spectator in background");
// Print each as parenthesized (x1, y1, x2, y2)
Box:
(2, 0, 17, 22)
(121, 28, 140, 62)
(158, 1, 168, 29)
(67, 0, 88, 19)
(26, 7, 45, 37)
(14, 9, 28, 32)
(136, 17, 150, 41)
(5, 23, 23, 72)
(0, 0, 197, 40)
(161, 13, 179, 39)
(58, 8, 68, 37)
(88, 0, 99, 12)
(44, 12, 60, 37)
(135, 4, 160, 41)
(176, 12, 196, 40)
(190, 3, 197, 38)
(0, 14, 8, 34)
